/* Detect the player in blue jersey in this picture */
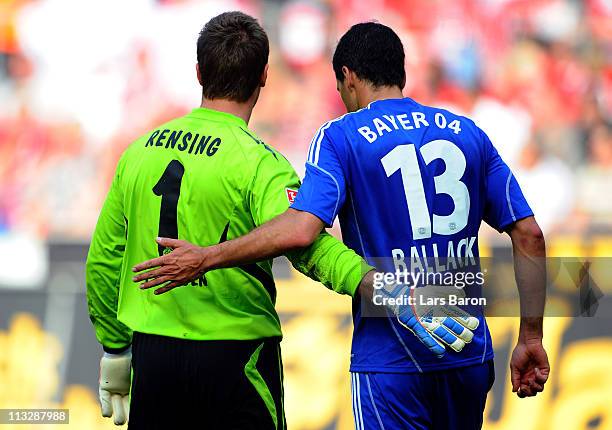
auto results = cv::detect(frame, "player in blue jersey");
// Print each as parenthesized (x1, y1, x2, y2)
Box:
(133, 22, 550, 430)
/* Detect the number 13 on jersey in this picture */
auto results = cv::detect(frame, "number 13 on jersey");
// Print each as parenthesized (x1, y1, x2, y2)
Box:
(381, 140, 470, 240)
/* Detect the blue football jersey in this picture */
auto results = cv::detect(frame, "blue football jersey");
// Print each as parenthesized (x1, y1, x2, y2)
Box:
(292, 97, 533, 373)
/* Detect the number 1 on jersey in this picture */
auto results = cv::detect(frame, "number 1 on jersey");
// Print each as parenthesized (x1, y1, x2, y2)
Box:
(153, 160, 185, 256)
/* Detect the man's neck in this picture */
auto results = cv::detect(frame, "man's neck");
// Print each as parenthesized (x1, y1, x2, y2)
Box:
(200, 98, 254, 125)
(357, 86, 404, 110)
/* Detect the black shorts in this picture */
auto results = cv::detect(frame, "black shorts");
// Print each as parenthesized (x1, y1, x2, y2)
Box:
(128, 332, 285, 430)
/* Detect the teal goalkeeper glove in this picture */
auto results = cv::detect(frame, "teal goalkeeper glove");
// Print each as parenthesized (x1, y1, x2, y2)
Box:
(378, 284, 479, 358)
(99, 348, 131, 425)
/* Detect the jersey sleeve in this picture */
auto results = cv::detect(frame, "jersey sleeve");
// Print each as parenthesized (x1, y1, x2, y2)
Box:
(248, 145, 301, 226)
(246, 141, 371, 296)
(481, 129, 534, 232)
(286, 233, 373, 297)
(291, 124, 347, 227)
(85, 157, 132, 353)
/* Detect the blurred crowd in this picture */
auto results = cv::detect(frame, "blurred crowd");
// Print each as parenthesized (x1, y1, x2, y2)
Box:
(0, 0, 611, 240)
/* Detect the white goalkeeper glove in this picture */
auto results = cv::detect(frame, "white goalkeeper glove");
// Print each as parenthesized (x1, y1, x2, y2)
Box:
(378, 283, 479, 358)
(99, 348, 131, 425)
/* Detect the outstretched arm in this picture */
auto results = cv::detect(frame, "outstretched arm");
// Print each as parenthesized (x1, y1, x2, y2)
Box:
(507, 216, 549, 398)
(209, 208, 324, 268)
(132, 209, 376, 297)
(132, 209, 328, 294)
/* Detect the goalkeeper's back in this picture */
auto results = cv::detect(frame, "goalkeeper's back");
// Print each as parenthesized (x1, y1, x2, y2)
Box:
(86, 108, 301, 349)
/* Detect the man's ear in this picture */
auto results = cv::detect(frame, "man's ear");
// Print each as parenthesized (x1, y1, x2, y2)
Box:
(196, 63, 203, 86)
(260, 64, 269, 88)
(342, 66, 355, 89)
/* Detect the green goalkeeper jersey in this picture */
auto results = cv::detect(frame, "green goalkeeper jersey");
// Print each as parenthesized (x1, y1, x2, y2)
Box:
(86, 107, 370, 351)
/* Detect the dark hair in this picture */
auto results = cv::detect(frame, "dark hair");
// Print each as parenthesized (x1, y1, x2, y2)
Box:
(197, 11, 269, 102)
(332, 22, 405, 89)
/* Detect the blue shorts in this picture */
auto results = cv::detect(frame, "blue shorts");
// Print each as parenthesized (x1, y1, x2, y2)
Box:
(350, 361, 495, 430)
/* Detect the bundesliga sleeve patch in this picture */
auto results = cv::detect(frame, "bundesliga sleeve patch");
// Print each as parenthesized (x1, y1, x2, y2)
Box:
(285, 188, 298, 204)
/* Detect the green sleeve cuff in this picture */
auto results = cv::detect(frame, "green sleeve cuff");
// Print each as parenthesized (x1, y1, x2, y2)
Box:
(286, 232, 373, 297)
(344, 260, 375, 297)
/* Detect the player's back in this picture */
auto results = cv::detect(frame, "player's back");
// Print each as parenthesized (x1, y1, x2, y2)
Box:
(335, 98, 491, 265)
(113, 108, 285, 342)
(312, 97, 532, 372)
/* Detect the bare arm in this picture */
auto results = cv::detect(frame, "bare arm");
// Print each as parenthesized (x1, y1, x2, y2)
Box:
(132, 209, 326, 293)
(510, 216, 547, 337)
(507, 216, 550, 397)
(206, 208, 324, 270)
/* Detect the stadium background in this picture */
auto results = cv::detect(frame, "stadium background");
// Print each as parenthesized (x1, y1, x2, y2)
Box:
(1, 0, 611, 429)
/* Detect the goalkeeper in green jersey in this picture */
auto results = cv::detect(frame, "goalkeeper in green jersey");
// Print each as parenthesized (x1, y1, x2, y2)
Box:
(86, 11, 372, 430)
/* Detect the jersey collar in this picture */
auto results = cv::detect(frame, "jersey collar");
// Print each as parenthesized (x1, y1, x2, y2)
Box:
(188, 107, 247, 128)
(367, 97, 416, 109)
